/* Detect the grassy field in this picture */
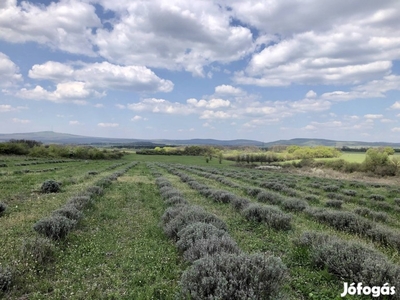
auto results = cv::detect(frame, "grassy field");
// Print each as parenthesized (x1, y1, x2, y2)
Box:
(1, 153, 400, 299)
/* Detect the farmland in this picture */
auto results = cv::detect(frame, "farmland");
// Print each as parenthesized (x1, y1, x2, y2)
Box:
(1, 153, 400, 299)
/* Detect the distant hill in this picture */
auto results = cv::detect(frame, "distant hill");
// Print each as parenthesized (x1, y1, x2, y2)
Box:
(1, 132, 399, 148)
(263, 138, 400, 148)
(0, 131, 264, 146)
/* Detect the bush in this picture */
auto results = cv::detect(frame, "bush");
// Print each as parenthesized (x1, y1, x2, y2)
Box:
(210, 190, 237, 203)
(86, 186, 104, 196)
(282, 198, 309, 212)
(163, 206, 227, 240)
(179, 253, 287, 300)
(161, 205, 189, 226)
(183, 235, 241, 263)
(369, 194, 385, 201)
(322, 185, 339, 192)
(354, 208, 388, 223)
(325, 200, 343, 209)
(257, 191, 283, 205)
(96, 178, 112, 188)
(306, 209, 372, 235)
(0, 266, 12, 292)
(33, 215, 76, 240)
(87, 171, 98, 175)
(342, 189, 357, 197)
(40, 180, 61, 193)
(242, 204, 292, 231)
(67, 196, 93, 210)
(296, 232, 400, 290)
(176, 222, 228, 252)
(231, 197, 251, 211)
(21, 237, 55, 265)
(366, 226, 400, 250)
(0, 202, 7, 216)
(304, 195, 319, 204)
(165, 196, 188, 206)
(53, 205, 83, 221)
(394, 198, 400, 206)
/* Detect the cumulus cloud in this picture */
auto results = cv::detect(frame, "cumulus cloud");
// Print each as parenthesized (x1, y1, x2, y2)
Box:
(390, 101, 400, 109)
(93, 1, 254, 76)
(0, 104, 27, 112)
(0, 52, 22, 87)
(214, 85, 244, 95)
(131, 115, 147, 121)
(391, 127, 400, 132)
(187, 98, 230, 109)
(97, 122, 119, 127)
(0, 0, 100, 55)
(364, 114, 383, 119)
(231, 0, 400, 86)
(12, 118, 30, 123)
(17, 82, 99, 104)
(69, 120, 81, 125)
(29, 61, 174, 93)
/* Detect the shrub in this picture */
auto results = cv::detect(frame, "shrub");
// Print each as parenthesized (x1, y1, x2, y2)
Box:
(231, 197, 251, 211)
(163, 206, 227, 240)
(0, 266, 12, 292)
(296, 232, 400, 290)
(394, 198, 400, 206)
(155, 177, 171, 188)
(67, 196, 93, 210)
(0, 202, 7, 216)
(304, 195, 319, 204)
(322, 185, 339, 192)
(179, 253, 287, 300)
(306, 209, 372, 235)
(326, 192, 344, 200)
(176, 222, 228, 253)
(87, 171, 98, 175)
(86, 186, 104, 196)
(165, 196, 188, 206)
(160, 188, 182, 200)
(245, 187, 263, 197)
(342, 189, 357, 197)
(354, 208, 388, 223)
(183, 235, 241, 263)
(96, 178, 112, 188)
(210, 190, 237, 203)
(369, 194, 385, 201)
(40, 180, 61, 193)
(325, 200, 343, 209)
(257, 191, 283, 205)
(21, 237, 55, 265)
(33, 215, 76, 240)
(242, 204, 292, 231)
(282, 198, 308, 212)
(53, 205, 83, 221)
(366, 226, 400, 250)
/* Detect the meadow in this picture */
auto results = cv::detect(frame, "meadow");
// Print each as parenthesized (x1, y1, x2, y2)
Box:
(1, 153, 400, 299)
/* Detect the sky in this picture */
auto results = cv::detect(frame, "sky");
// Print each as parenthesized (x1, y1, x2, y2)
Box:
(1, 0, 400, 142)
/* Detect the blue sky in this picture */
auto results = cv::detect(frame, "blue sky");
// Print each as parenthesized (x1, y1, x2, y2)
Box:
(1, 0, 400, 142)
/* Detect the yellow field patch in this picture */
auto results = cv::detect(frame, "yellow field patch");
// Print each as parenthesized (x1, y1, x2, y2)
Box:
(117, 175, 154, 184)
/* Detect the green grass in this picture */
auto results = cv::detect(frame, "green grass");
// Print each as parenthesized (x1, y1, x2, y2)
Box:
(1, 153, 400, 299)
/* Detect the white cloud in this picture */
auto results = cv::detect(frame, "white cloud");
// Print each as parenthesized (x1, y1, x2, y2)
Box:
(187, 98, 230, 109)
(0, 52, 22, 87)
(28, 61, 174, 93)
(93, 1, 254, 76)
(17, 82, 98, 104)
(364, 114, 383, 119)
(390, 101, 400, 109)
(0, 104, 27, 112)
(305, 90, 317, 98)
(94, 103, 104, 108)
(391, 127, 400, 132)
(12, 118, 30, 124)
(131, 115, 147, 121)
(381, 118, 395, 123)
(69, 120, 81, 125)
(214, 85, 244, 95)
(0, 0, 100, 55)
(200, 110, 235, 119)
(115, 104, 126, 109)
(97, 122, 119, 127)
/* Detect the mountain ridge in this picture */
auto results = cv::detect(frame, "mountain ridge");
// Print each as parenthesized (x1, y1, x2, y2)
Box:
(0, 131, 399, 147)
